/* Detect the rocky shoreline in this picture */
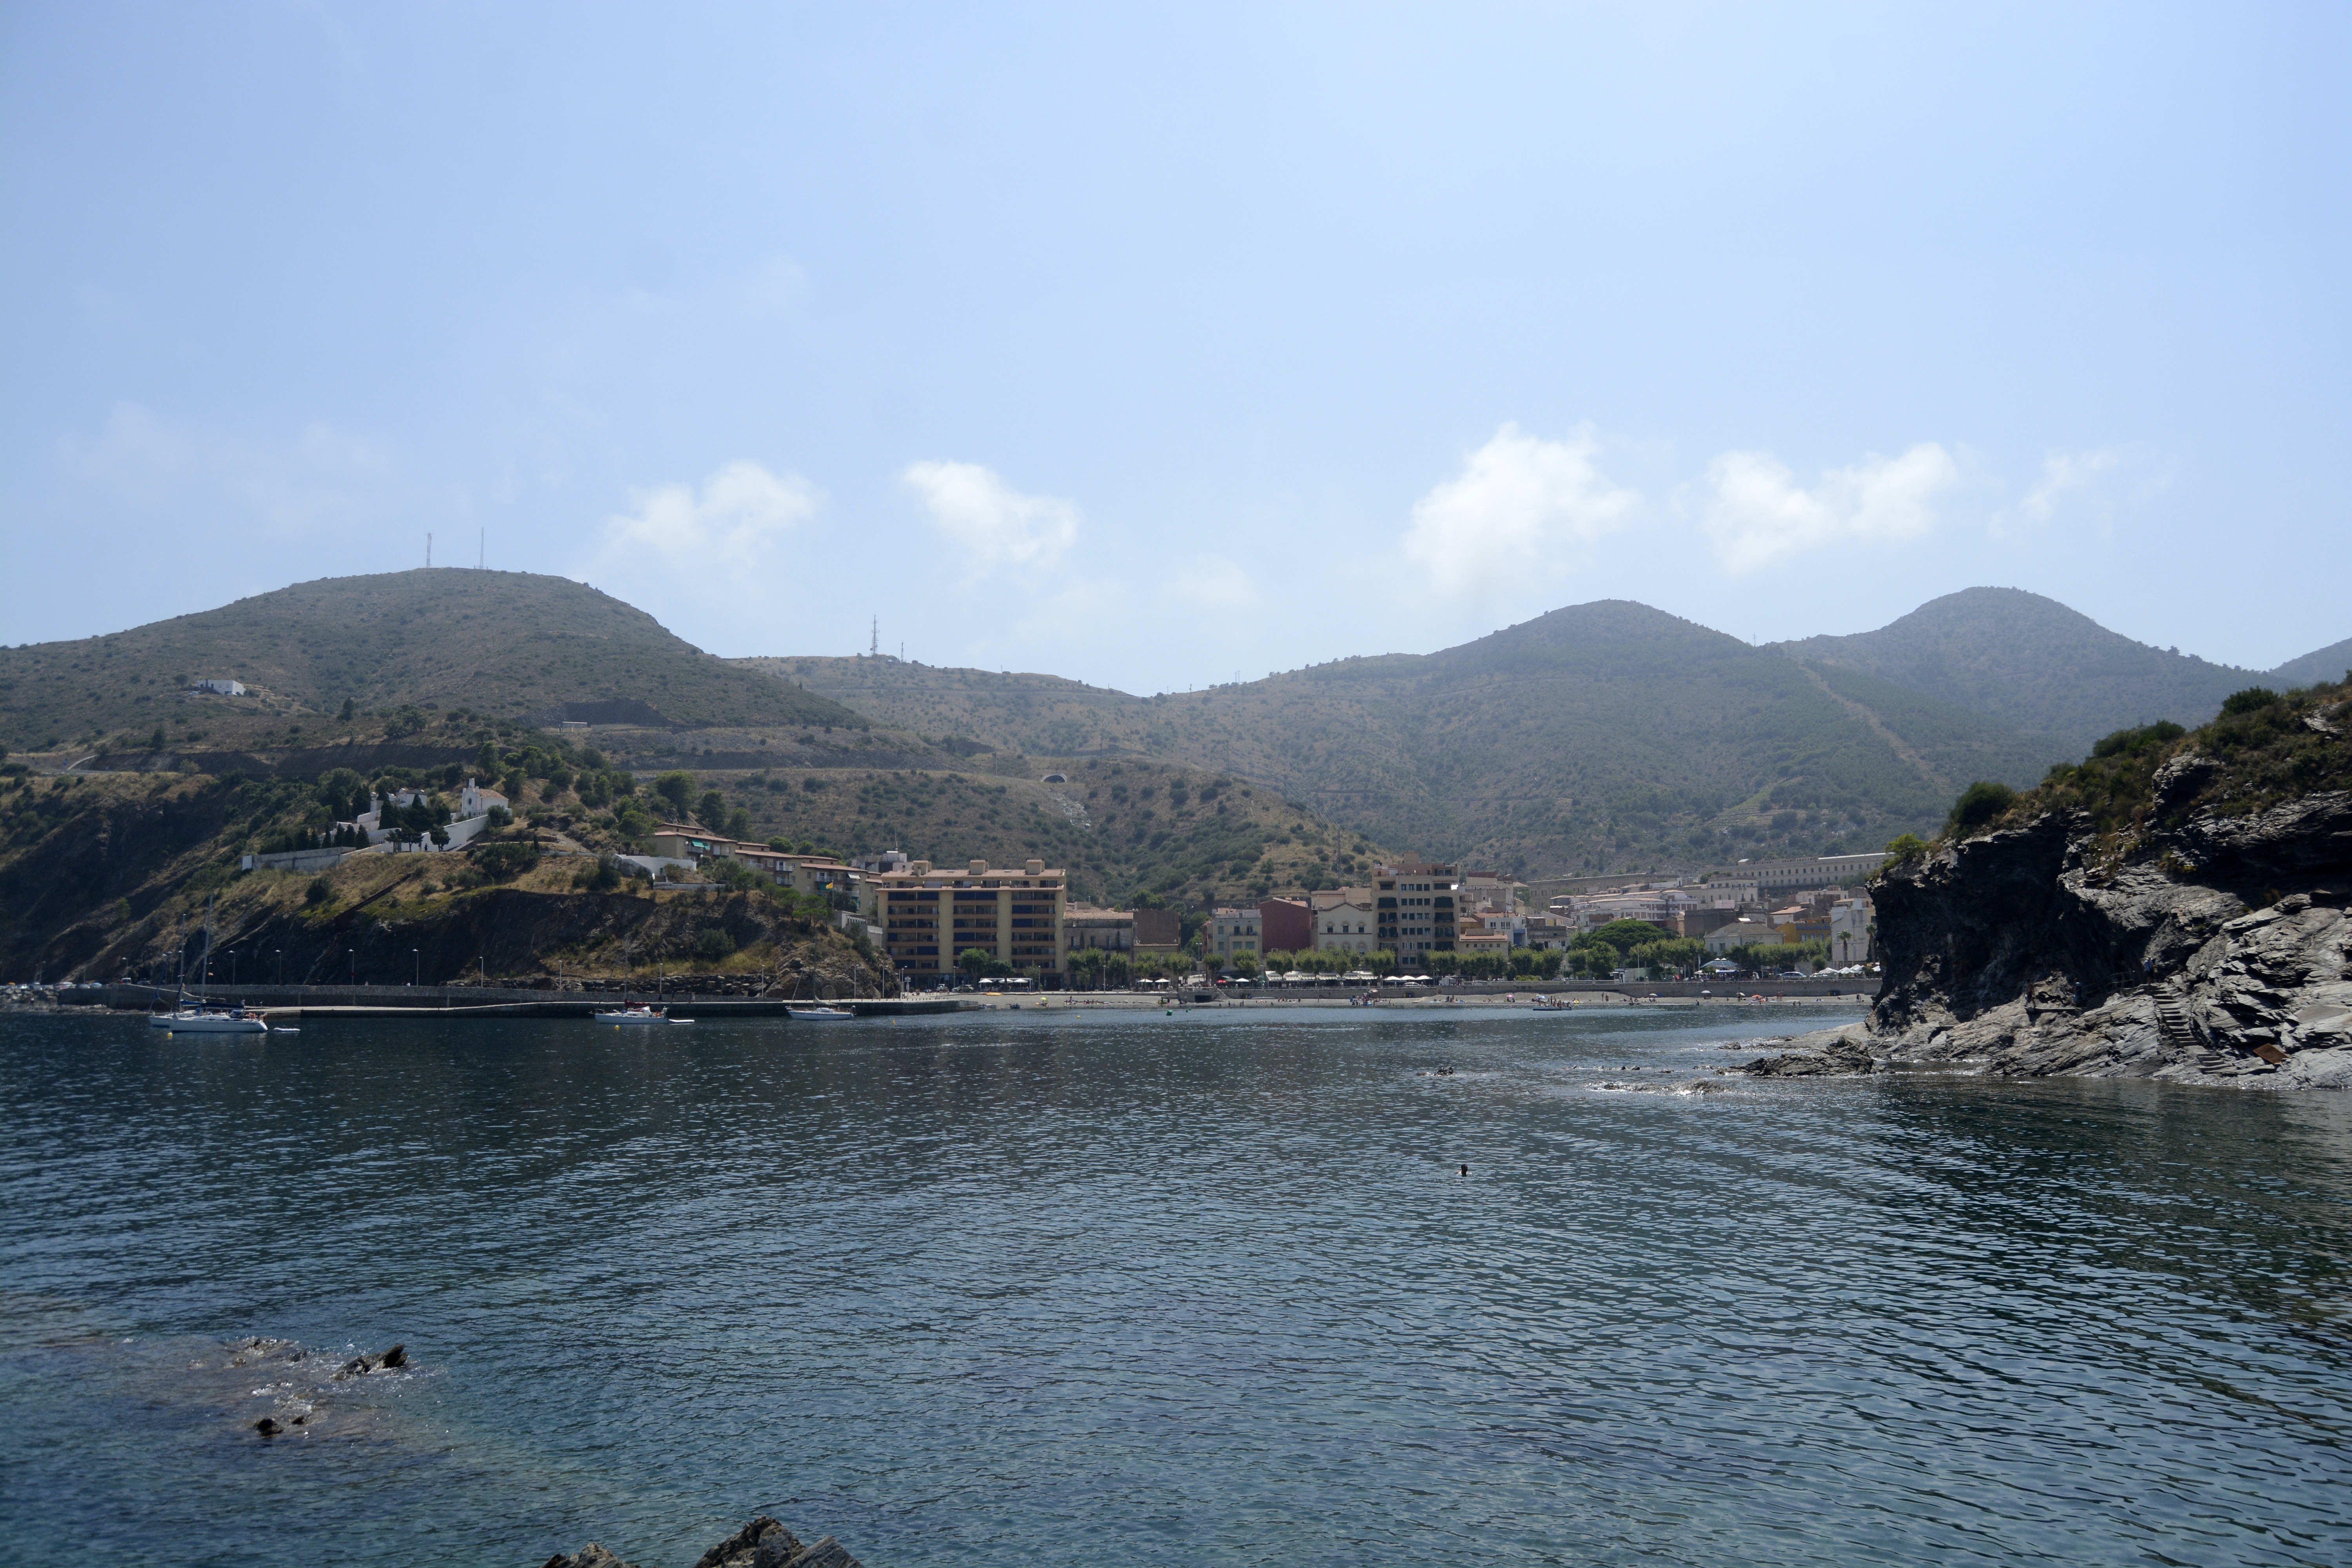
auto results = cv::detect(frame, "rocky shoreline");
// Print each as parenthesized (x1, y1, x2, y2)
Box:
(1739, 786, 2350, 1089)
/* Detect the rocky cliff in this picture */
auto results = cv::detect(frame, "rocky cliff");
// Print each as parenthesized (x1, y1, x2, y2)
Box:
(1740, 680, 2351, 1086)
(1864, 793, 2350, 1087)
(1849, 679, 2352, 1088)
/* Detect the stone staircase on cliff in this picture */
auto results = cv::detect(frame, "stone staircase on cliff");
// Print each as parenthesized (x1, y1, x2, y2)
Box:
(2156, 981, 2268, 1077)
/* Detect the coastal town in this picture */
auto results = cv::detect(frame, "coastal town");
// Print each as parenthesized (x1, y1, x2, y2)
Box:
(528, 806, 1875, 991)
(212, 750, 1882, 992)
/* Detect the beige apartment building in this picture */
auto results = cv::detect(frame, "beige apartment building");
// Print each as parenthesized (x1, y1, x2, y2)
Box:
(864, 857, 1067, 982)
(1207, 906, 1261, 963)
(1311, 887, 1376, 955)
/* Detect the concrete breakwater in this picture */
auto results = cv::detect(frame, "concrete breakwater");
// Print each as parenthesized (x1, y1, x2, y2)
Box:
(64, 976, 1875, 1020)
(69, 982, 966, 1020)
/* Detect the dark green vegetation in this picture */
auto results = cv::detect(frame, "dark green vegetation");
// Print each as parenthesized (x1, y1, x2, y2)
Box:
(0, 763, 886, 988)
(1931, 677, 2349, 847)
(0, 568, 861, 753)
(763, 601, 2080, 878)
(664, 754, 1392, 909)
(1773, 586, 2338, 756)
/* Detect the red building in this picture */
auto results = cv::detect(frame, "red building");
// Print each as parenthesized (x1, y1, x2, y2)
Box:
(1258, 897, 1312, 955)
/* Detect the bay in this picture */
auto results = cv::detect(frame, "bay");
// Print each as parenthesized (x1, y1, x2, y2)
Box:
(3, 1005, 2348, 1566)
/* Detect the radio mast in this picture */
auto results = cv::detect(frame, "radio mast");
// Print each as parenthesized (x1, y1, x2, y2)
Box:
(871, 615, 878, 657)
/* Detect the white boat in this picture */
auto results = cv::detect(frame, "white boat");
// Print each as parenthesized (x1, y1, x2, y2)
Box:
(593, 1004, 691, 1025)
(150, 895, 268, 1031)
(153, 1007, 270, 1034)
(786, 1005, 853, 1020)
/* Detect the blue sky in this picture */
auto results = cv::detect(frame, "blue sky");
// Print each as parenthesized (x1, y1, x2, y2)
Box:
(4, 2, 2345, 690)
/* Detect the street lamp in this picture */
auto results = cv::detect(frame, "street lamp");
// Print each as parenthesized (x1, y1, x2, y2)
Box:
(275, 948, 283, 987)
(412, 948, 419, 987)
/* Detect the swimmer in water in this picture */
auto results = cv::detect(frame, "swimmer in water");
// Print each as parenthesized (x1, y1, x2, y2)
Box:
(1459, 1163, 1469, 1177)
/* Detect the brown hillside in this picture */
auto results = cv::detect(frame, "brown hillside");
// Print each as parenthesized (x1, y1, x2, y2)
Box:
(0, 569, 862, 753)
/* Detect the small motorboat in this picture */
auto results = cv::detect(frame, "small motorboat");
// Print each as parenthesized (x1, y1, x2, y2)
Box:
(593, 1004, 692, 1025)
(786, 1005, 853, 1020)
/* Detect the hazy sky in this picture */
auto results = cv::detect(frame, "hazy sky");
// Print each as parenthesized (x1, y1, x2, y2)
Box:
(4, 3, 2345, 691)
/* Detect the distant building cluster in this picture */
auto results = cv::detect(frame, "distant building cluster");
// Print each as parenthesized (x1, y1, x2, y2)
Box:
(1547, 853, 1878, 970)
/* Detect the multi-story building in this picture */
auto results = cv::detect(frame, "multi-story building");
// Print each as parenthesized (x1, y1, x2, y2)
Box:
(1311, 887, 1376, 955)
(1373, 860, 1457, 962)
(1829, 895, 1875, 964)
(651, 822, 856, 897)
(1258, 897, 1312, 955)
(1132, 907, 1183, 958)
(1064, 905, 1136, 955)
(1207, 906, 1261, 964)
(1697, 855, 1880, 896)
(865, 857, 1067, 983)
(1522, 913, 1573, 951)
(1456, 870, 1527, 915)
(1559, 887, 1695, 933)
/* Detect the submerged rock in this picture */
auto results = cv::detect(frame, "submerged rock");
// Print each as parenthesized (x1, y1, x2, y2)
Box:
(336, 1343, 407, 1378)
(547, 1516, 862, 1568)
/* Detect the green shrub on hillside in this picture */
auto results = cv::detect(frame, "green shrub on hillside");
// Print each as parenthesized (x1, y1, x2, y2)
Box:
(1945, 780, 2020, 837)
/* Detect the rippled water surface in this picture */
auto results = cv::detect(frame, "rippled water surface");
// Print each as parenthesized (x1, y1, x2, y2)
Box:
(4, 1005, 2350, 1566)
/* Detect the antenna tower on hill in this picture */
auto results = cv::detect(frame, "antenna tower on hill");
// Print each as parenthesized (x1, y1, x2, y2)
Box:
(871, 615, 878, 657)
(426, 531, 432, 568)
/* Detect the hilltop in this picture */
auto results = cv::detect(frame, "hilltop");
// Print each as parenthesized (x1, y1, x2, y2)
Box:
(1772, 587, 2276, 755)
(755, 601, 2073, 878)
(0, 569, 862, 754)
(2271, 635, 2352, 690)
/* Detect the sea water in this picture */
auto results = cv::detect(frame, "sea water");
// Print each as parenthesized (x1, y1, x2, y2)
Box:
(2, 1006, 2347, 1566)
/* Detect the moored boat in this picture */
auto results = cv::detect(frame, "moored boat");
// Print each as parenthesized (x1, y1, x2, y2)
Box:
(593, 1004, 691, 1025)
(786, 1005, 853, 1020)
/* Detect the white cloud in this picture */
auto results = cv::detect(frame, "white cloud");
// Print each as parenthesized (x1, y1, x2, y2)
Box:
(58, 401, 392, 534)
(1700, 442, 1955, 571)
(1990, 446, 2160, 540)
(902, 459, 1079, 567)
(1404, 422, 1640, 595)
(584, 461, 820, 583)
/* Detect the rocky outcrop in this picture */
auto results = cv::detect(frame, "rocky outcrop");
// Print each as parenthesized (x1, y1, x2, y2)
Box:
(1739, 1025, 1876, 1077)
(545, 1516, 862, 1568)
(1866, 790, 2352, 1088)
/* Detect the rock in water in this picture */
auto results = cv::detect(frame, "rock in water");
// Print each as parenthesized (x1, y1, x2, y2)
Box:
(1739, 1025, 1876, 1078)
(546, 1516, 861, 1568)
(252, 1417, 283, 1437)
(691, 1517, 799, 1568)
(336, 1343, 409, 1378)
(543, 1549, 637, 1568)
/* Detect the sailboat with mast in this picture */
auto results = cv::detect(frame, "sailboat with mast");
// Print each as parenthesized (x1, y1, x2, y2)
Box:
(149, 893, 269, 1033)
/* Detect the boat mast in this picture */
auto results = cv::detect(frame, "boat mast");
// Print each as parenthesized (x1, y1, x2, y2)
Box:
(198, 893, 216, 1003)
